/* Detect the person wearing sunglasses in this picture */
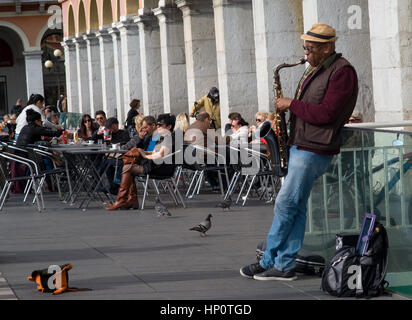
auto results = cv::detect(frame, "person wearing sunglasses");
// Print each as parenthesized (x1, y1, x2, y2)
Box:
(240, 23, 358, 282)
(91, 110, 107, 142)
(78, 114, 98, 140)
(248, 111, 268, 142)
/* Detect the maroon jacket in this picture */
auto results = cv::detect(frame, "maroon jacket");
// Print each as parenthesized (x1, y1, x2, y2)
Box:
(288, 53, 358, 155)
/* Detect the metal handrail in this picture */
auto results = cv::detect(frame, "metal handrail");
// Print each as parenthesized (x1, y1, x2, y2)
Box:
(345, 120, 412, 129)
(306, 143, 412, 236)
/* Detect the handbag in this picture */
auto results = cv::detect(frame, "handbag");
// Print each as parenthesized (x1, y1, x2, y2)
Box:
(122, 147, 142, 165)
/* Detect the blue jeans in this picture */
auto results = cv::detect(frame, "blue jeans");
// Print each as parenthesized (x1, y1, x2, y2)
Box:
(260, 145, 333, 272)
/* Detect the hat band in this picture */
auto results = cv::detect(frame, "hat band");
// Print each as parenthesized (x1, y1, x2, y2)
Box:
(306, 31, 335, 40)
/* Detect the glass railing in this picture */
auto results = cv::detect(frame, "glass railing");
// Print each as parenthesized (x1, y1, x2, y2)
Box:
(303, 127, 412, 295)
(45, 111, 83, 130)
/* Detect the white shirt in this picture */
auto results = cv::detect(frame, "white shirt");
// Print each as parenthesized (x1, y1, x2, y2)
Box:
(15, 104, 58, 134)
(229, 125, 249, 147)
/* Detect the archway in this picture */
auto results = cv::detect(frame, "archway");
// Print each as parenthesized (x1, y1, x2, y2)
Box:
(102, 0, 113, 26)
(78, 0, 87, 35)
(41, 31, 66, 107)
(0, 20, 30, 51)
(0, 26, 27, 113)
(89, 0, 99, 31)
(67, 4, 75, 37)
(115, 0, 120, 22)
(126, 0, 139, 15)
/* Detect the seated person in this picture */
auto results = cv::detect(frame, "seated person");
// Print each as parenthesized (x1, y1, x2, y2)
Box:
(184, 111, 213, 146)
(99, 117, 131, 194)
(91, 110, 107, 142)
(174, 112, 190, 134)
(184, 112, 223, 191)
(105, 117, 130, 145)
(7, 114, 17, 141)
(105, 116, 157, 195)
(226, 112, 249, 147)
(16, 109, 63, 147)
(50, 113, 60, 125)
(249, 111, 268, 141)
(15, 94, 62, 140)
(105, 114, 176, 210)
(78, 114, 98, 141)
(13, 109, 63, 193)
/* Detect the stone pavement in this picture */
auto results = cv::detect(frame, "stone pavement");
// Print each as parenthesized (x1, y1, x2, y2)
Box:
(0, 192, 408, 301)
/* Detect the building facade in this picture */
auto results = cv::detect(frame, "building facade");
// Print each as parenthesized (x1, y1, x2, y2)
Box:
(59, 0, 411, 126)
(0, 0, 65, 113)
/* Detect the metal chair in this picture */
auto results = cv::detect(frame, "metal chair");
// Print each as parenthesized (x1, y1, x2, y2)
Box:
(0, 151, 43, 212)
(25, 146, 67, 199)
(0, 143, 47, 208)
(234, 146, 281, 206)
(184, 144, 230, 199)
(135, 150, 186, 210)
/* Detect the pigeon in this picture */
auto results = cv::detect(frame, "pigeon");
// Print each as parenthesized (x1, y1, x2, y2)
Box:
(190, 214, 212, 237)
(216, 197, 232, 211)
(155, 197, 171, 217)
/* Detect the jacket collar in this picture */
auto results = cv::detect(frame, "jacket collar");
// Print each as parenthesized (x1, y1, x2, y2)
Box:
(310, 52, 340, 75)
(299, 52, 342, 98)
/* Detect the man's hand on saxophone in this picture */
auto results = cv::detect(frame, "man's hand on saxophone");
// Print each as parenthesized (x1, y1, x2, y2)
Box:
(275, 97, 294, 111)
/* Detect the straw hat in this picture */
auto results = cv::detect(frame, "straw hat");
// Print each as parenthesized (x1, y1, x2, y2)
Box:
(301, 23, 338, 43)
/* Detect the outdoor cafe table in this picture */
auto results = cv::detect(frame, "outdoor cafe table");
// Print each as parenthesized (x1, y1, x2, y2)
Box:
(49, 143, 127, 210)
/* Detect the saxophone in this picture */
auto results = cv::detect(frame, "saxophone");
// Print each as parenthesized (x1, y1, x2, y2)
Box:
(273, 58, 306, 173)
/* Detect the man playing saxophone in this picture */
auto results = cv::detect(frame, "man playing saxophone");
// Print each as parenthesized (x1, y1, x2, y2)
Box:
(240, 23, 358, 281)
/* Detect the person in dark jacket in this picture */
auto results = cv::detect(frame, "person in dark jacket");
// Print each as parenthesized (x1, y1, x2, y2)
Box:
(240, 23, 358, 282)
(91, 110, 107, 142)
(10, 98, 23, 116)
(12, 109, 63, 193)
(125, 99, 141, 130)
(16, 109, 63, 147)
(106, 117, 130, 145)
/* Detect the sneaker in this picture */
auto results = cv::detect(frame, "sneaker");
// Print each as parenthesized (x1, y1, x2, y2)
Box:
(240, 262, 266, 279)
(253, 267, 297, 281)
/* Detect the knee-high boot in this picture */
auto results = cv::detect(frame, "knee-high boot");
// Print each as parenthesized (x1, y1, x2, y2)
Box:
(105, 171, 134, 210)
(127, 179, 139, 210)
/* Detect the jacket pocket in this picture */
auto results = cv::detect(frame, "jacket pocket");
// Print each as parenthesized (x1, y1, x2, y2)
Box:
(303, 122, 334, 145)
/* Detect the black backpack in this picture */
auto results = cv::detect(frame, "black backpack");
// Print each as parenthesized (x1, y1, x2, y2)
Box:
(321, 221, 390, 298)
